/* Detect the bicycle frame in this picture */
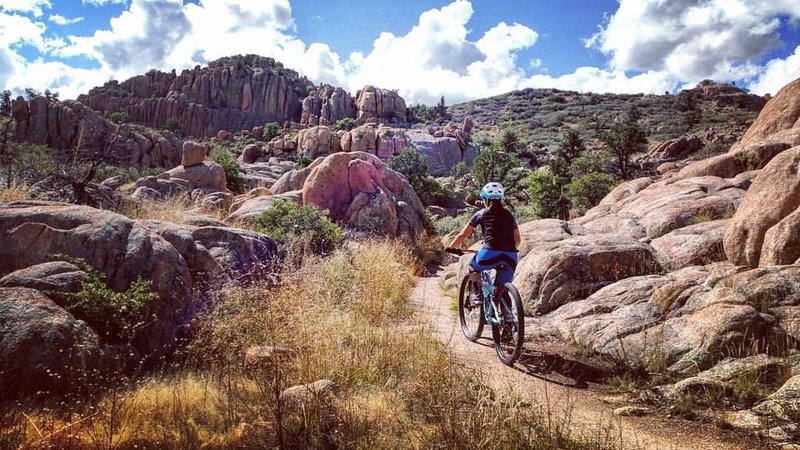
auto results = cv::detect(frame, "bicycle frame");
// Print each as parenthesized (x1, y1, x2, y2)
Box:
(478, 268, 517, 327)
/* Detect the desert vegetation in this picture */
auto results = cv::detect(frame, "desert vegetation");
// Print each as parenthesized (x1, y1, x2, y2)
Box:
(0, 240, 613, 450)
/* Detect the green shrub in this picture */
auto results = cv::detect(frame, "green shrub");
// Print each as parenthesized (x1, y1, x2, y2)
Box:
(524, 169, 567, 219)
(164, 117, 181, 134)
(388, 148, 454, 206)
(296, 155, 313, 168)
(450, 161, 468, 179)
(263, 121, 281, 142)
(566, 171, 618, 216)
(210, 146, 248, 194)
(692, 140, 728, 160)
(332, 117, 357, 131)
(253, 199, 344, 255)
(104, 111, 130, 124)
(61, 257, 158, 344)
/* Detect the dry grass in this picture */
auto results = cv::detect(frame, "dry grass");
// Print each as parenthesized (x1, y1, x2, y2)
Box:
(115, 195, 227, 223)
(4, 240, 613, 450)
(0, 181, 33, 203)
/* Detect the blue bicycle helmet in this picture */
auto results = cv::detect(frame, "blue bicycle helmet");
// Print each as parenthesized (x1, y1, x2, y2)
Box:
(480, 182, 505, 200)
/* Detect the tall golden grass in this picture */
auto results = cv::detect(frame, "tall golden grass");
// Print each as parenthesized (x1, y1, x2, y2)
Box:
(115, 195, 227, 223)
(3, 240, 614, 449)
(0, 181, 32, 203)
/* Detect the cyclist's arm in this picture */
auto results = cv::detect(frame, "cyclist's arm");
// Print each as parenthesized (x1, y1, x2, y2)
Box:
(513, 228, 521, 249)
(448, 223, 475, 249)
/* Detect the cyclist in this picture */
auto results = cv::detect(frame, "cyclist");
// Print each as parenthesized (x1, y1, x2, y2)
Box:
(446, 181, 521, 307)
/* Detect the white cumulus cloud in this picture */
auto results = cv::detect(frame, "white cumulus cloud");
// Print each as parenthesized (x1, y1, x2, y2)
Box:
(748, 45, 800, 96)
(0, 0, 52, 17)
(588, 0, 800, 87)
(49, 14, 84, 25)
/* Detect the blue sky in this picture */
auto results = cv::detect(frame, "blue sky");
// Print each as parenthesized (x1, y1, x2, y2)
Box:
(1, 0, 799, 104)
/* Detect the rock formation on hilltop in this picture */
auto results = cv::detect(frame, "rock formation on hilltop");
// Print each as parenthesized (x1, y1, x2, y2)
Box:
(12, 95, 182, 169)
(78, 55, 316, 138)
(300, 84, 356, 127)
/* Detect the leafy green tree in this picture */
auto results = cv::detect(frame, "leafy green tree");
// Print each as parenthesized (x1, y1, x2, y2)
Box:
(601, 120, 647, 179)
(569, 151, 614, 178)
(253, 199, 343, 255)
(43, 89, 59, 102)
(210, 146, 248, 194)
(104, 111, 130, 124)
(524, 170, 567, 219)
(0, 90, 11, 116)
(23, 87, 41, 100)
(566, 172, 617, 216)
(388, 147, 429, 192)
(472, 145, 521, 192)
(500, 130, 519, 153)
(388, 147, 452, 206)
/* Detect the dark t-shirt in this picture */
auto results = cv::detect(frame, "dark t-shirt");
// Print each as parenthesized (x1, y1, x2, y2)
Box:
(469, 206, 518, 251)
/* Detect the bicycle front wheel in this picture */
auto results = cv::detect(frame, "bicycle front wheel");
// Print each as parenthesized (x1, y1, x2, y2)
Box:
(492, 283, 524, 365)
(458, 275, 484, 341)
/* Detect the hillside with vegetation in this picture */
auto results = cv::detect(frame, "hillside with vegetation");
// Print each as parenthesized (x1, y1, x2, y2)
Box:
(444, 80, 765, 159)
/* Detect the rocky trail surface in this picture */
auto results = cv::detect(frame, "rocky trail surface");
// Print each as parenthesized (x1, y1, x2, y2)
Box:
(411, 265, 766, 450)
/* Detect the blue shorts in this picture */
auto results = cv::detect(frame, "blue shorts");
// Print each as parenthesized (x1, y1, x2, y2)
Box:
(469, 249, 519, 286)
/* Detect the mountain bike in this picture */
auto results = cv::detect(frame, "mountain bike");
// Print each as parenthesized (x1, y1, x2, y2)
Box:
(446, 248, 524, 365)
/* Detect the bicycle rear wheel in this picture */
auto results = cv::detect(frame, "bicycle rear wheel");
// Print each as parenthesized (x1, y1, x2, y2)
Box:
(492, 283, 524, 365)
(458, 275, 484, 341)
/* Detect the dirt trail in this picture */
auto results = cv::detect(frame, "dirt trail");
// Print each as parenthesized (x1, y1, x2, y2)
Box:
(410, 267, 765, 450)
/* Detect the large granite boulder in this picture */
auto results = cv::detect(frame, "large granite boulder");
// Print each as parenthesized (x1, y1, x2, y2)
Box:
(298, 125, 341, 158)
(0, 202, 196, 355)
(340, 124, 377, 153)
(724, 147, 800, 267)
(225, 190, 303, 224)
(577, 175, 746, 241)
(355, 85, 406, 122)
(646, 134, 703, 162)
(375, 126, 408, 158)
(162, 161, 228, 193)
(739, 77, 800, 145)
(650, 219, 728, 270)
(270, 166, 312, 194)
(0, 261, 89, 306)
(404, 129, 468, 176)
(301, 84, 356, 126)
(513, 224, 662, 314)
(530, 262, 779, 375)
(0, 287, 104, 398)
(302, 152, 426, 237)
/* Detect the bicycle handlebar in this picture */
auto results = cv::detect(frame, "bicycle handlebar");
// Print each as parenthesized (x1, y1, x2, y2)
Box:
(445, 247, 477, 256)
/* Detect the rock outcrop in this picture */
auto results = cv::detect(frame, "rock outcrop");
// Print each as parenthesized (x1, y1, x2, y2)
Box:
(576, 175, 745, 241)
(11, 96, 182, 170)
(0, 287, 104, 398)
(300, 84, 356, 127)
(355, 85, 406, 123)
(77, 55, 315, 138)
(0, 201, 277, 395)
(226, 152, 427, 237)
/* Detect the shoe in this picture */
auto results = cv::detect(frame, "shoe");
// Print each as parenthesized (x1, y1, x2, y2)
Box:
(467, 293, 482, 308)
